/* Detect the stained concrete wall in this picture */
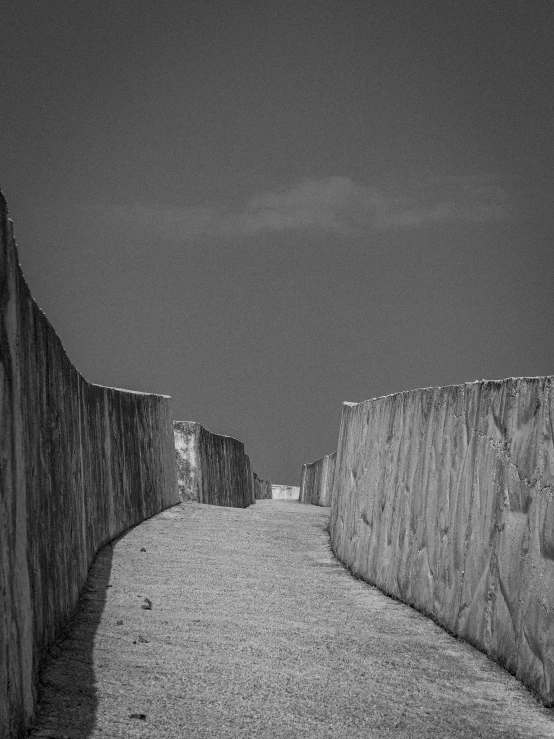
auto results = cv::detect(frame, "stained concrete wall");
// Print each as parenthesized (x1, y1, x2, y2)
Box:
(0, 194, 179, 739)
(173, 421, 200, 501)
(174, 421, 255, 507)
(330, 378, 554, 705)
(271, 485, 300, 500)
(300, 452, 336, 506)
(254, 473, 272, 500)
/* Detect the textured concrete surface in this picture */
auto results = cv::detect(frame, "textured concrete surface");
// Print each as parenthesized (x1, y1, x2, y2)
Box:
(254, 472, 272, 500)
(330, 377, 554, 705)
(173, 421, 200, 502)
(29, 501, 554, 738)
(0, 194, 178, 739)
(174, 421, 255, 508)
(271, 484, 300, 500)
(300, 452, 336, 506)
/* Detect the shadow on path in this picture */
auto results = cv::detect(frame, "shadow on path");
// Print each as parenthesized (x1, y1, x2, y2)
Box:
(29, 542, 114, 739)
(26, 502, 554, 739)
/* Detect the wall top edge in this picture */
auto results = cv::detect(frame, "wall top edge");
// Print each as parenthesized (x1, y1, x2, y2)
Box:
(303, 452, 336, 468)
(3, 195, 171, 404)
(90, 383, 172, 399)
(342, 374, 554, 409)
(174, 419, 269, 482)
(173, 419, 246, 446)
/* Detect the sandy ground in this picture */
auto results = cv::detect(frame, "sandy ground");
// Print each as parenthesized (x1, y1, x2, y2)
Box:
(29, 500, 554, 738)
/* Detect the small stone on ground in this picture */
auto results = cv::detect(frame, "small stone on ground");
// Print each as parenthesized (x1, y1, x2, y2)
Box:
(29, 501, 554, 738)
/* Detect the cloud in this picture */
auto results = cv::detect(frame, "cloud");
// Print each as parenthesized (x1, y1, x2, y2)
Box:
(115, 174, 510, 241)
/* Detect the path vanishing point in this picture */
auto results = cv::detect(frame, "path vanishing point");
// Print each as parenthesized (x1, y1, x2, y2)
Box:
(29, 501, 554, 739)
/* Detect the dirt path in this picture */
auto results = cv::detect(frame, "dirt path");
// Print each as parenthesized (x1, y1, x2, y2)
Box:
(30, 501, 554, 738)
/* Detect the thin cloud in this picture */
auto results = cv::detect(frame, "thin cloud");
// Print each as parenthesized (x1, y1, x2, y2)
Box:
(115, 174, 510, 241)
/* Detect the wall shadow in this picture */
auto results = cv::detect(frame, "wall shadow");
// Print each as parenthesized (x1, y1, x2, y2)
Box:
(28, 542, 114, 738)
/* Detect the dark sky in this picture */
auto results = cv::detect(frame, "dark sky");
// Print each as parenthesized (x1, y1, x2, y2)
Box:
(2, 1, 553, 484)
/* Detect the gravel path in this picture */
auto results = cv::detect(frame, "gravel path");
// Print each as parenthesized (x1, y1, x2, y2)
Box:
(30, 501, 554, 738)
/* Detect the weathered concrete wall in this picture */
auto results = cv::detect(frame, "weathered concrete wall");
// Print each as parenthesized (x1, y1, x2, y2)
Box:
(330, 378, 554, 705)
(300, 452, 336, 506)
(245, 454, 256, 507)
(0, 194, 179, 739)
(173, 421, 200, 501)
(271, 484, 300, 500)
(254, 472, 272, 500)
(174, 421, 255, 507)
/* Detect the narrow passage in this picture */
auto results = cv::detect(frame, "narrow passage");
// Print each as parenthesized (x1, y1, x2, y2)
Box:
(30, 501, 554, 738)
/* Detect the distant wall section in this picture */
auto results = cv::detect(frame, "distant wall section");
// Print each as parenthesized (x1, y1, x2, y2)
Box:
(254, 473, 272, 500)
(271, 485, 300, 500)
(0, 194, 179, 739)
(300, 452, 336, 506)
(330, 378, 554, 705)
(174, 421, 256, 508)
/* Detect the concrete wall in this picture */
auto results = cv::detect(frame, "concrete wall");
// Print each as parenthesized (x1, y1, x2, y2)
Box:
(174, 421, 256, 507)
(173, 421, 200, 501)
(0, 194, 179, 739)
(300, 452, 336, 506)
(330, 378, 554, 705)
(254, 473, 272, 500)
(271, 485, 300, 500)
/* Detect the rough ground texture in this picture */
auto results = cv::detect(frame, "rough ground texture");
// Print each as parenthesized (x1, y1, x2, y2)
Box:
(29, 501, 554, 739)
(331, 378, 554, 704)
(1, 193, 178, 739)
